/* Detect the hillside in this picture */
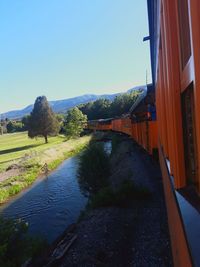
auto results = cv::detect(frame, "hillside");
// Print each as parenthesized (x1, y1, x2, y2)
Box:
(1, 86, 146, 119)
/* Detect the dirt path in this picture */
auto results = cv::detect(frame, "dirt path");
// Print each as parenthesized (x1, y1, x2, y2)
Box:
(41, 135, 173, 267)
(0, 168, 21, 182)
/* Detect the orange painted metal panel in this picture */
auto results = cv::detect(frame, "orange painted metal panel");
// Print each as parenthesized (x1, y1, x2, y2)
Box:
(149, 121, 158, 154)
(159, 145, 192, 267)
(161, 0, 186, 188)
(188, 0, 200, 191)
(121, 118, 132, 136)
(112, 119, 122, 132)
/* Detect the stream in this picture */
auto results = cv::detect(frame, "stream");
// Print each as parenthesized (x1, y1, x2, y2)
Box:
(0, 141, 112, 243)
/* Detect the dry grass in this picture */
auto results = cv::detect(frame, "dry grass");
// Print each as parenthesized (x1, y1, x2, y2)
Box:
(0, 132, 92, 203)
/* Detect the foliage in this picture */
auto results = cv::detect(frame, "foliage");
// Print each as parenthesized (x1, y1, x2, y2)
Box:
(21, 115, 30, 131)
(0, 216, 47, 267)
(78, 142, 110, 194)
(28, 96, 60, 143)
(64, 107, 87, 138)
(88, 180, 151, 208)
(7, 121, 24, 133)
(79, 90, 142, 120)
(79, 99, 111, 120)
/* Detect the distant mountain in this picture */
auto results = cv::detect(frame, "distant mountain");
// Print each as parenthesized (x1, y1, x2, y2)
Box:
(1, 86, 146, 120)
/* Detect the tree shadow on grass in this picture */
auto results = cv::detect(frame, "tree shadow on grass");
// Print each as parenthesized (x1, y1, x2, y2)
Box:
(0, 144, 40, 155)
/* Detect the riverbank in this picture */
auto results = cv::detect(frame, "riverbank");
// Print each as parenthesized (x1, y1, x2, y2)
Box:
(0, 133, 91, 204)
(39, 134, 173, 267)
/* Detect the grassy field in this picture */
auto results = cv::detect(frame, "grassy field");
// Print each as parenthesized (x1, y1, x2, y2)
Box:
(0, 132, 91, 203)
(0, 132, 65, 171)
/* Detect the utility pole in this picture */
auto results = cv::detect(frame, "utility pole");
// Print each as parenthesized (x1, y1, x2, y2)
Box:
(146, 69, 148, 86)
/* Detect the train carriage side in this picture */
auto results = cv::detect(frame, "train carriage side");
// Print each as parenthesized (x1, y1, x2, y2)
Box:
(147, 0, 200, 266)
(130, 84, 158, 155)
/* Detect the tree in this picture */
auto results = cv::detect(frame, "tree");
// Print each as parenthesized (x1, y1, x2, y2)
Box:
(28, 96, 59, 143)
(7, 121, 24, 133)
(78, 90, 142, 120)
(21, 115, 30, 131)
(79, 99, 111, 120)
(64, 107, 87, 138)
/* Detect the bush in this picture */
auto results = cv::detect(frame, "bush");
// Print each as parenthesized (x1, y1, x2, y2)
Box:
(0, 217, 47, 267)
(7, 121, 24, 133)
(88, 180, 151, 208)
(78, 143, 110, 195)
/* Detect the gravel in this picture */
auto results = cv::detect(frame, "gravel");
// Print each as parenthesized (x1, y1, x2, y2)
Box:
(51, 136, 173, 267)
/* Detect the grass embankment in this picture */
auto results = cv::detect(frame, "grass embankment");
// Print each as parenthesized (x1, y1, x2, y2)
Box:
(0, 132, 91, 203)
(78, 138, 151, 212)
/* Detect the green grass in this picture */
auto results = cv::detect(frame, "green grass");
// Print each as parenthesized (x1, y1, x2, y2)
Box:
(88, 180, 151, 209)
(0, 132, 91, 203)
(0, 132, 65, 171)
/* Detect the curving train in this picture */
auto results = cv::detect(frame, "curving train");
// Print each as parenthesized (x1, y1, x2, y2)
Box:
(88, 1, 200, 266)
(87, 84, 158, 156)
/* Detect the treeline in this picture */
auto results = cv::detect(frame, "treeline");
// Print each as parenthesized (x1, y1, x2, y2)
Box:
(27, 96, 87, 143)
(1, 96, 87, 143)
(1, 89, 143, 138)
(78, 90, 143, 120)
(0, 119, 26, 134)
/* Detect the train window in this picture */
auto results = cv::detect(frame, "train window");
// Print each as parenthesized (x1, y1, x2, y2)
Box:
(181, 84, 198, 188)
(178, 0, 191, 69)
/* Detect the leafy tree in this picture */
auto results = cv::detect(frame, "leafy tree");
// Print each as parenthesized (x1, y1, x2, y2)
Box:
(28, 96, 59, 143)
(21, 115, 30, 131)
(64, 107, 87, 138)
(55, 114, 65, 133)
(79, 99, 111, 120)
(7, 121, 24, 133)
(78, 90, 142, 120)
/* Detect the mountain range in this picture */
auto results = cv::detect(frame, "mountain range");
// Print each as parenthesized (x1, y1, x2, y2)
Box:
(1, 86, 145, 120)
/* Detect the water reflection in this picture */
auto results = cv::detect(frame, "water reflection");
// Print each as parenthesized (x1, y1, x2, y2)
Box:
(0, 156, 88, 243)
(77, 141, 112, 196)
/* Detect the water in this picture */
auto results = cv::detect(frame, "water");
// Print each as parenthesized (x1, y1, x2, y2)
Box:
(0, 156, 88, 243)
(0, 141, 112, 243)
(103, 140, 112, 155)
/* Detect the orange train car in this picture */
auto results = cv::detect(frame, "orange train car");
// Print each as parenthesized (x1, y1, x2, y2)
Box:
(111, 118, 122, 132)
(147, 0, 200, 266)
(87, 0, 200, 265)
(87, 84, 158, 156)
(130, 83, 158, 155)
(87, 119, 112, 131)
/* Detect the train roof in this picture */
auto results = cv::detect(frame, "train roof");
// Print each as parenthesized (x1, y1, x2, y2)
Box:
(129, 84, 155, 115)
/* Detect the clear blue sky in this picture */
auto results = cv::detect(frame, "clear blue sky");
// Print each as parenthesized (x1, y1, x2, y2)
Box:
(0, 0, 151, 113)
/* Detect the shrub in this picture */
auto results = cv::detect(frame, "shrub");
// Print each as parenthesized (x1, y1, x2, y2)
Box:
(88, 180, 151, 208)
(78, 143, 110, 195)
(0, 217, 47, 267)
